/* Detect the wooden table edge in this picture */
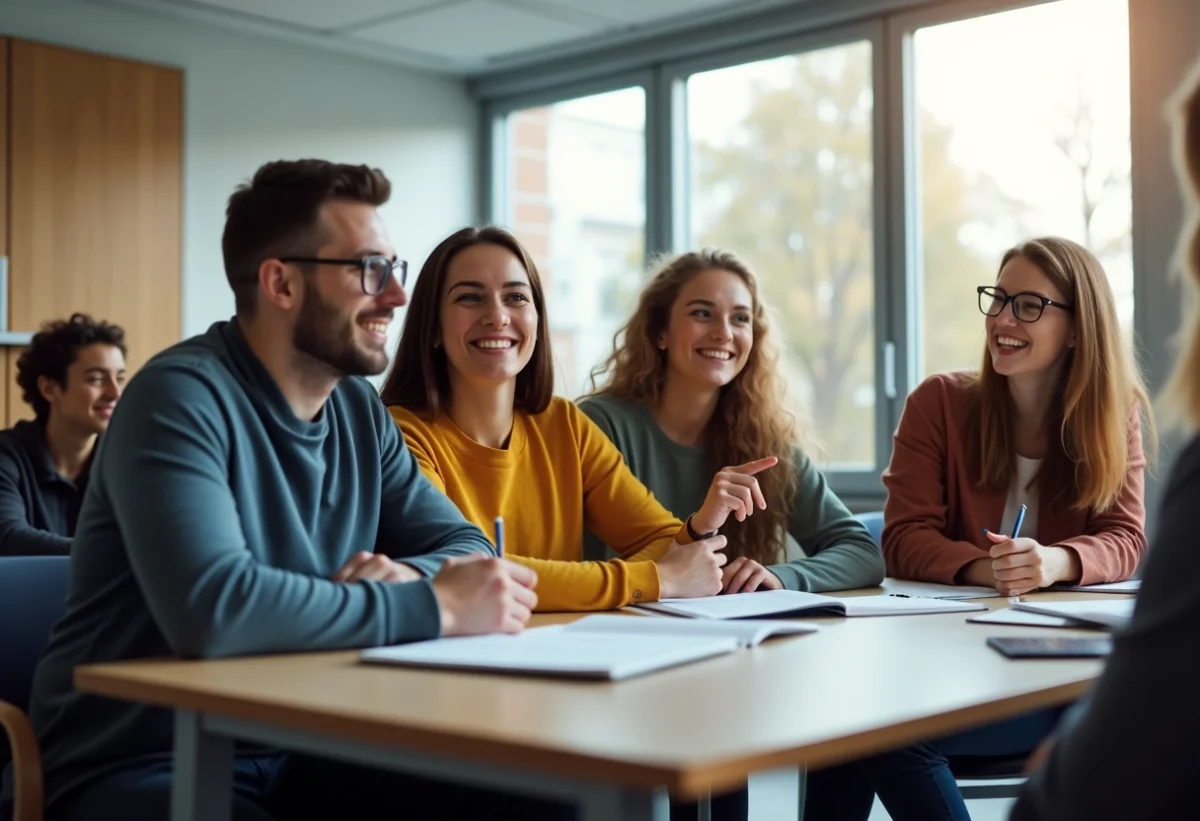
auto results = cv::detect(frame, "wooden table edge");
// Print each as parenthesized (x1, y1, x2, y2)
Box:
(73, 665, 1093, 798)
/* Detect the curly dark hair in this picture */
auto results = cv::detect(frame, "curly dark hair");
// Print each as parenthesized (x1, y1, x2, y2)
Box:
(222, 159, 392, 316)
(16, 313, 127, 421)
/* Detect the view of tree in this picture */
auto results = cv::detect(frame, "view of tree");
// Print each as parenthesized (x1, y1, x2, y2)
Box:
(693, 45, 998, 467)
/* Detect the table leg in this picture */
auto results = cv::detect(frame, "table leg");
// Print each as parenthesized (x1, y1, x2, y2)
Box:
(699, 794, 712, 821)
(581, 786, 670, 821)
(171, 710, 233, 821)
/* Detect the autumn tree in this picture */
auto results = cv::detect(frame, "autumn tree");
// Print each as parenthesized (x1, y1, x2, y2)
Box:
(693, 45, 999, 465)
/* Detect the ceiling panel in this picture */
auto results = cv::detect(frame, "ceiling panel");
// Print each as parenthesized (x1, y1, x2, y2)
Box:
(352, 0, 600, 65)
(525, 0, 759, 26)
(181, 0, 448, 31)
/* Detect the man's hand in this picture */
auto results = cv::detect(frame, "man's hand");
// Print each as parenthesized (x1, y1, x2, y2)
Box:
(657, 535, 728, 598)
(691, 457, 778, 533)
(432, 555, 537, 636)
(986, 531, 1081, 597)
(332, 551, 422, 583)
(720, 556, 784, 594)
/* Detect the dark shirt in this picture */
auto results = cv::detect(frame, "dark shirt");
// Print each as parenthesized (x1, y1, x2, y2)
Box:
(1011, 434, 1200, 820)
(0, 419, 89, 556)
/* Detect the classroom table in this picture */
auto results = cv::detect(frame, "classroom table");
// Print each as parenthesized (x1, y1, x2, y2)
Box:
(73, 590, 1126, 821)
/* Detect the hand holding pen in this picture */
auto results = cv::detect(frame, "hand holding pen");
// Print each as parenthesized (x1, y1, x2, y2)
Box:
(983, 504, 1081, 596)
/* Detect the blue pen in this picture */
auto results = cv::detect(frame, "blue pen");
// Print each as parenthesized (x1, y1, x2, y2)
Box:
(494, 516, 504, 558)
(1011, 504, 1027, 539)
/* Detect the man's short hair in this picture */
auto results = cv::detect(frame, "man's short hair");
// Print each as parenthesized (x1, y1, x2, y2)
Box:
(16, 313, 127, 421)
(221, 159, 392, 316)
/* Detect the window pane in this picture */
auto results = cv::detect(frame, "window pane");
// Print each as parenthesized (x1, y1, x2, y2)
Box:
(915, 0, 1132, 378)
(505, 88, 646, 399)
(688, 42, 875, 471)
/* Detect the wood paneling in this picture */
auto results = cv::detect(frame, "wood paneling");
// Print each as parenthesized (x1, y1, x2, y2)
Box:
(8, 40, 182, 374)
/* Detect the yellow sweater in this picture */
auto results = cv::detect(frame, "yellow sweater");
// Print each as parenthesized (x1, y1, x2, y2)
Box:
(389, 397, 690, 612)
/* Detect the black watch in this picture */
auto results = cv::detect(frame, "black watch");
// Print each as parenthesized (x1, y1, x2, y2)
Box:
(686, 515, 717, 541)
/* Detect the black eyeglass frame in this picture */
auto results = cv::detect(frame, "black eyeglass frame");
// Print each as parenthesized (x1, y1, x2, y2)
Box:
(976, 285, 1073, 323)
(280, 255, 407, 296)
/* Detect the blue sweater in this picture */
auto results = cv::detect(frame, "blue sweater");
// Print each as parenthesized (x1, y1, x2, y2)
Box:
(11, 320, 493, 810)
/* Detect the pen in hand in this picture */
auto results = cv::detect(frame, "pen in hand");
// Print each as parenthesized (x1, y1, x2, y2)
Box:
(494, 516, 504, 559)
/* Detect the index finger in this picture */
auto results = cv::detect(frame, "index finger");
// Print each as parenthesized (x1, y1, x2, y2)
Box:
(732, 456, 779, 476)
(989, 538, 1033, 559)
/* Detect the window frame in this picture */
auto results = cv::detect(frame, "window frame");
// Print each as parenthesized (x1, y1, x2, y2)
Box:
(475, 0, 1185, 514)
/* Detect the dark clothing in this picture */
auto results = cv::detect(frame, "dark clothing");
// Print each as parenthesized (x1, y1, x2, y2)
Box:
(44, 752, 577, 821)
(0, 419, 89, 556)
(1, 320, 495, 814)
(1012, 435, 1200, 821)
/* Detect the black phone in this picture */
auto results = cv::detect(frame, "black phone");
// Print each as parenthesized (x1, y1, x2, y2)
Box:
(987, 636, 1113, 659)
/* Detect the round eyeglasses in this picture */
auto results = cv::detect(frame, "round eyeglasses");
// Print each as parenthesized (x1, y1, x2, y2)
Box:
(279, 255, 408, 296)
(977, 286, 1073, 323)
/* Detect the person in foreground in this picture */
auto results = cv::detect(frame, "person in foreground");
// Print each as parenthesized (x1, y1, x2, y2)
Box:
(0, 161, 573, 821)
(0, 313, 125, 556)
(579, 247, 884, 821)
(380, 226, 746, 614)
(1009, 54, 1200, 821)
(806, 236, 1153, 821)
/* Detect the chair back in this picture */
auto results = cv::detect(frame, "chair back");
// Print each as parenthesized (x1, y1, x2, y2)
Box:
(0, 556, 69, 773)
(855, 510, 884, 547)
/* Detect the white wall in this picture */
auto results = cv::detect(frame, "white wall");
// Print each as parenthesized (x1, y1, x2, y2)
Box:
(0, 0, 477, 339)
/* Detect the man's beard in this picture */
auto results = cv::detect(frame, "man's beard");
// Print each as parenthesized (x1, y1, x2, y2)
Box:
(293, 290, 388, 377)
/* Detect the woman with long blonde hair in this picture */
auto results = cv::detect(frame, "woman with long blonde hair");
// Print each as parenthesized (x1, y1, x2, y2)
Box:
(1009, 55, 1200, 821)
(806, 236, 1154, 821)
(581, 248, 884, 821)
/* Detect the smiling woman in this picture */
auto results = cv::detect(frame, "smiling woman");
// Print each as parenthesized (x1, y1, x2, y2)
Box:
(379, 225, 761, 614)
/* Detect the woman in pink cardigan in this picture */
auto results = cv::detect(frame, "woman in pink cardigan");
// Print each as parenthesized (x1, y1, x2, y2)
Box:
(805, 236, 1154, 821)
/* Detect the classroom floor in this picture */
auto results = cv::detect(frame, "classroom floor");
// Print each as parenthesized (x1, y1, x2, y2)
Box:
(748, 769, 1016, 820)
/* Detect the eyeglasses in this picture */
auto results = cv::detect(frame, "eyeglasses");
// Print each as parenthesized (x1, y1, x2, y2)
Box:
(977, 286, 1073, 323)
(279, 255, 407, 296)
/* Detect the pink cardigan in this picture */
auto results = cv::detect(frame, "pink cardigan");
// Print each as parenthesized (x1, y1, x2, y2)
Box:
(882, 372, 1147, 586)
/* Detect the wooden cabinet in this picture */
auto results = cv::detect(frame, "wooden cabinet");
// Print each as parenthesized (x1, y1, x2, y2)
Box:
(0, 37, 182, 426)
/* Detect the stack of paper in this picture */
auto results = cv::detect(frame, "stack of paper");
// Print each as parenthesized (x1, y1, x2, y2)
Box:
(1012, 599, 1136, 630)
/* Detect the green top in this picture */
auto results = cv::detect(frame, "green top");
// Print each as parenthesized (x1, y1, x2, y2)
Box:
(579, 394, 884, 592)
(22, 320, 492, 811)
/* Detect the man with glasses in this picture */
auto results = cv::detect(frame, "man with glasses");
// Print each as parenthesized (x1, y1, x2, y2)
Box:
(2, 160, 571, 821)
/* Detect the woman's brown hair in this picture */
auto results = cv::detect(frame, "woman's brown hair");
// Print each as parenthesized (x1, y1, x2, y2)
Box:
(966, 237, 1154, 512)
(379, 226, 553, 417)
(1162, 57, 1200, 430)
(586, 248, 805, 565)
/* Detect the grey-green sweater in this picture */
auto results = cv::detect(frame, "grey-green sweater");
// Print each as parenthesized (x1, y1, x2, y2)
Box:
(579, 395, 883, 592)
(16, 320, 494, 811)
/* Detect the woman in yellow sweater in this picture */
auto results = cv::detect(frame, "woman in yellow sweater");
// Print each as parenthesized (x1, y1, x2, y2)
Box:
(379, 226, 774, 612)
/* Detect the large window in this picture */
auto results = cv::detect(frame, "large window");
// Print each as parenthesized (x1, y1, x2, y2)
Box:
(687, 42, 875, 470)
(504, 88, 646, 399)
(915, 0, 1132, 377)
(485, 0, 1142, 499)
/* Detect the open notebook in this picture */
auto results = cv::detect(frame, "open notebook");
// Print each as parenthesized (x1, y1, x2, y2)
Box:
(1012, 599, 1136, 630)
(359, 614, 816, 681)
(635, 589, 986, 620)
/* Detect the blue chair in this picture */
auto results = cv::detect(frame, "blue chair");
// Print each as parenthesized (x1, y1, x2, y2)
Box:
(0, 555, 70, 821)
(854, 510, 884, 546)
